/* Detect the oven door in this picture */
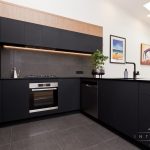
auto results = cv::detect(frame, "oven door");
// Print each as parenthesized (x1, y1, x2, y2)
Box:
(29, 87, 58, 113)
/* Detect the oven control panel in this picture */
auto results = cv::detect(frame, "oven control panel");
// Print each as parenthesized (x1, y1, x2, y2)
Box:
(29, 82, 58, 89)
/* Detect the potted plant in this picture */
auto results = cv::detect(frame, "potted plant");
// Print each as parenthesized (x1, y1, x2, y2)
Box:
(91, 49, 108, 78)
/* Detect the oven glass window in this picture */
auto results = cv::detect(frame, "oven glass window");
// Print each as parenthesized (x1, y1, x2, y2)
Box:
(33, 90, 54, 107)
(30, 89, 58, 109)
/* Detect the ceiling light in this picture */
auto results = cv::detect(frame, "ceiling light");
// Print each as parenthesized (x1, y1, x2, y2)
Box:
(147, 14, 150, 17)
(144, 2, 150, 11)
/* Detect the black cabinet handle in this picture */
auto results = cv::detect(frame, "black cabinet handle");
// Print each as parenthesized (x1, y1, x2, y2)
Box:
(85, 84, 97, 88)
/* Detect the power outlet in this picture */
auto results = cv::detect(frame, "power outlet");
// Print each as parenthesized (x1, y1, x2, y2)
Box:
(76, 71, 84, 74)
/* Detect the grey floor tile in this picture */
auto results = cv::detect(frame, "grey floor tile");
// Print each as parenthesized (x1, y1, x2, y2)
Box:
(53, 128, 84, 150)
(0, 144, 11, 150)
(104, 137, 140, 150)
(54, 125, 101, 150)
(0, 127, 12, 146)
(11, 131, 61, 150)
(83, 137, 140, 150)
(11, 120, 51, 142)
(82, 142, 111, 150)
(43, 113, 93, 133)
(62, 113, 93, 126)
(0, 113, 142, 150)
(85, 122, 118, 142)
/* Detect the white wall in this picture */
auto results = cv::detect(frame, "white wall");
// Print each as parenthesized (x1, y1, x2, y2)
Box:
(2, 0, 150, 78)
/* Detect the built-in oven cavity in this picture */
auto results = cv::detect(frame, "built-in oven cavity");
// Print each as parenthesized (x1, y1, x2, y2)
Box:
(29, 82, 58, 113)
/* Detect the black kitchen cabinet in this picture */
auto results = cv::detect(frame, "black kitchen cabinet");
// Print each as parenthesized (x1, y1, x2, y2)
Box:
(80, 79, 98, 118)
(25, 22, 43, 47)
(0, 17, 102, 53)
(0, 81, 2, 123)
(139, 82, 150, 132)
(58, 29, 102, 52)
(0, 17, 25, 45)
(42, 26, 59, 49)
(99, 80, 138, 138)
(2, 80, 29, 122)
(58, 79, 80, 112)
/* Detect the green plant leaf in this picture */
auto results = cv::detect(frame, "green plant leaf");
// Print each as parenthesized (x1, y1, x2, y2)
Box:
(91, 49, 108, 69)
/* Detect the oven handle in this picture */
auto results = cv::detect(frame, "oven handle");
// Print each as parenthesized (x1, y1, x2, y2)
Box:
(31, 88, 57, 91)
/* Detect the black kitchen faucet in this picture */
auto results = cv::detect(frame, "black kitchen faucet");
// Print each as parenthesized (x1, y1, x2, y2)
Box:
(126, 62, 140, 79)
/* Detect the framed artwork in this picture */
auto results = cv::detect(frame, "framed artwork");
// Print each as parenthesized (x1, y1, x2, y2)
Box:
(110, 35, 126, 64)
(141, 43, 150, 65)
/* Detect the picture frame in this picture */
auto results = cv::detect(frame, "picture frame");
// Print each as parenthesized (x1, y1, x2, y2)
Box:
(141, 43, 150, 65)
(110, 35, 126, 64)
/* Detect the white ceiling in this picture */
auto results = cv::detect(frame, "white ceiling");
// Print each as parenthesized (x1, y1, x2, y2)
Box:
(112, 0, 150, 25)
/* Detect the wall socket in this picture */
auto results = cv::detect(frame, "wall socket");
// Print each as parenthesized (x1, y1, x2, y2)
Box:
(76, 71, 84, 74)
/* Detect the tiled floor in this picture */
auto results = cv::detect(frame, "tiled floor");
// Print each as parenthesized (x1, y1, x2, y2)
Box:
(0, 113, 140, 150)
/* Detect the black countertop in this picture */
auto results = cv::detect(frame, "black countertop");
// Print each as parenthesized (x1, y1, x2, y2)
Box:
(0, 77, 83, 80)
(81, 77, 150, 82)
(1, 77, 150, 82)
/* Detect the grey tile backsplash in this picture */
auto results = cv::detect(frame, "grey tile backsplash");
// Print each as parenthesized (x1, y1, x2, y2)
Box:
(1, 48, 93, 78)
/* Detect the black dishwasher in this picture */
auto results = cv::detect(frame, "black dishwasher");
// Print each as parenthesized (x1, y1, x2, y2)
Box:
(81, 80, 98, 119)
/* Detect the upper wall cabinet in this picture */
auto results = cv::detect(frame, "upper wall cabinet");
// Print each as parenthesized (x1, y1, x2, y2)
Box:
(0, 17, 102, 53)
(42, 26, 59, 49)
(25, 22, 43, 47)
(58, 29, 102, 52)
(0, 17, 25, 45)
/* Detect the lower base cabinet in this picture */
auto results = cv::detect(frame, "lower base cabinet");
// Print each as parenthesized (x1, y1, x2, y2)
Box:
(58, 79, 80, 112)
(0, 81, 2, 123)
(139, 83, 150, 132)
(138, 82, 150, 147)
(2, 80, 29, 122)
(99, 80, 138, 138)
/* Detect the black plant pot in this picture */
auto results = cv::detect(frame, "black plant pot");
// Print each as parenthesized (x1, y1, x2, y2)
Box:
(92, 68, 105, 78)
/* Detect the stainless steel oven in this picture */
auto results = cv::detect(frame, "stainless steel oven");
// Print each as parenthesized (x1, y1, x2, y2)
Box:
(29, 82, 58, 113)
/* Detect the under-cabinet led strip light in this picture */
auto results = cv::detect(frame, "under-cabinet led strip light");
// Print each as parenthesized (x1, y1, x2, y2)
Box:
(3, 45, 91, 56)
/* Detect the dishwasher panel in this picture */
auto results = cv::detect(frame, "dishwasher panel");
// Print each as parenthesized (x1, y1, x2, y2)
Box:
(81, 80, 98, 119)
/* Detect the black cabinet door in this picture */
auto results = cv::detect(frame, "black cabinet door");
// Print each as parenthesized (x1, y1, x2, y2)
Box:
(25, 22, 43, 47)
(99, 80, 138, 138)
(42, 26, 59, 49)
(58, 79, 80, 112)
(0, 81, 2, 123)
(0, 17, 25, 45)
(58, 29, 102, 52)
(80, 79, 98, 118)
(139, 82, 150, 132)
(2, 80, 29, 122)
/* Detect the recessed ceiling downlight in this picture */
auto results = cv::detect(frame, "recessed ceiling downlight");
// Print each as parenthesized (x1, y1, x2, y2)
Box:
(144, 2, 150, 11)
(147, 14, 150, 17)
